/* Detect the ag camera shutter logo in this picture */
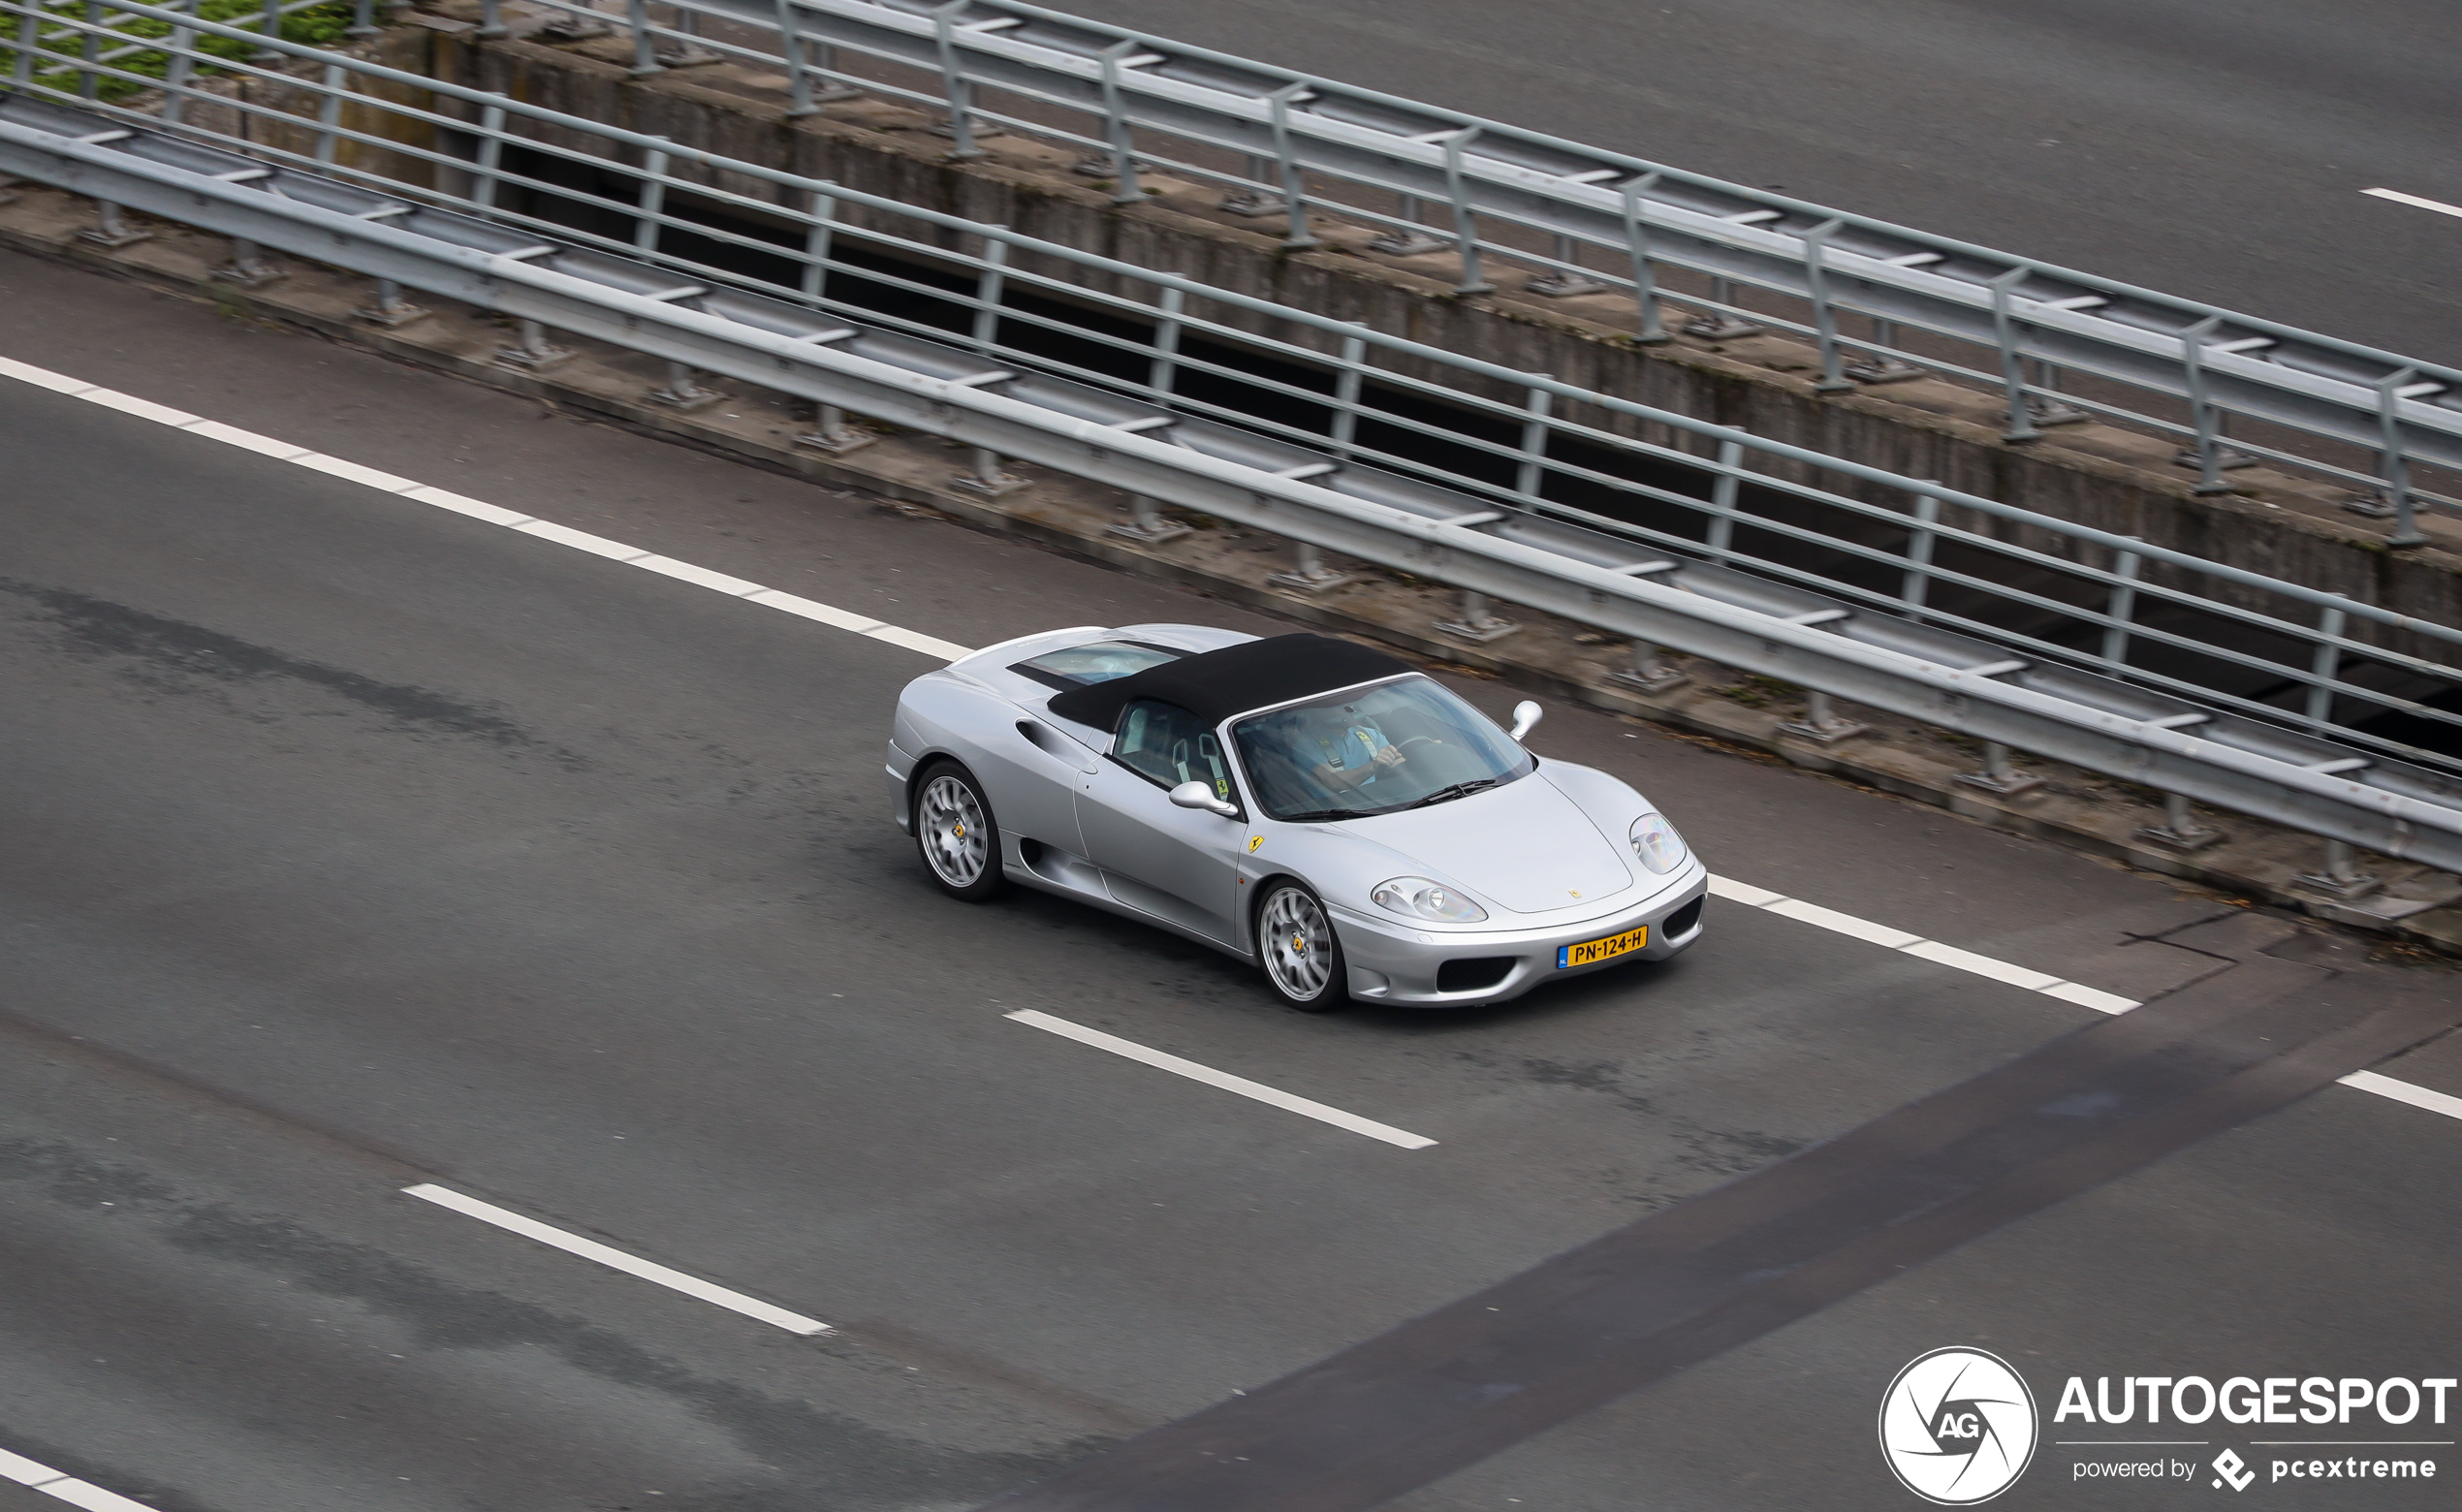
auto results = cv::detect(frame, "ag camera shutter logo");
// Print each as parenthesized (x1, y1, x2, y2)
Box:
(1879, 1347, 2040, 1504)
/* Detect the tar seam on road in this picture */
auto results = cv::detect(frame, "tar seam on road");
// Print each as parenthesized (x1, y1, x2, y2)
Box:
(0, 1444, 155, 1512)
(966, 960, 2462, 1512)
(5, 352, 2458, 1133)
(1006, 1010, 1436, 1149)
(401, 1184, 832, 1335)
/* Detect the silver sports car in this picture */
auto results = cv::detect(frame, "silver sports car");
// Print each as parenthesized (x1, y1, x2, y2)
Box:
(886, 625, 1707, 1009)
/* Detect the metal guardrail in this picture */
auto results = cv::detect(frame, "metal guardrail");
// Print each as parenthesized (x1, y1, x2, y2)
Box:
(3, 10, 2462, 882)
(545, 0, 2462, 545)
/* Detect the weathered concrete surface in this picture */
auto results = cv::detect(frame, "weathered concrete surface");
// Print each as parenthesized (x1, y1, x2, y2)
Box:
(390, 13, 2462, 674)
(6, 175, 2457, 958)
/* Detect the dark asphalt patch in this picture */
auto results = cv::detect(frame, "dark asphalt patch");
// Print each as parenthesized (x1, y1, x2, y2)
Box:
(2, 577, 557, 755)
(973, 957, 2462, 1512)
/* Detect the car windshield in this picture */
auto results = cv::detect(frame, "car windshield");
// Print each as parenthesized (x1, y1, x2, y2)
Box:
(1232, 676, 1534, 822)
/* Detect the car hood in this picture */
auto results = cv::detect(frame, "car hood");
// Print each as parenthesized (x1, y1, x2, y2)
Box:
(1343, 771, 1632, 914)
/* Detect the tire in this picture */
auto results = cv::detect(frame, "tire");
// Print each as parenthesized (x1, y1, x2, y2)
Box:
(1255, 879, 1347, 1012)
(912, 761, 1007, 901)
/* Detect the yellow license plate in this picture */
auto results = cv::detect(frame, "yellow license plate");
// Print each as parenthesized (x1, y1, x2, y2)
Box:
(1558, 925, 1648, 968)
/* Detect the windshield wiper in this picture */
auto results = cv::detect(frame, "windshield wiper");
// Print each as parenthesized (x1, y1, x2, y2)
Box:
(1405, 778, 1500, 810)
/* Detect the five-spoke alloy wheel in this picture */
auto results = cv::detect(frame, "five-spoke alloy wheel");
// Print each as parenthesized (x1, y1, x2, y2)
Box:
(1256, 879, 1346, 1011)
(913, 761, 1006, 901)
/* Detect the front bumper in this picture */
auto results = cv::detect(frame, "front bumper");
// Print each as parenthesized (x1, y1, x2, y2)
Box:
(1330, 865, 1708, 1006)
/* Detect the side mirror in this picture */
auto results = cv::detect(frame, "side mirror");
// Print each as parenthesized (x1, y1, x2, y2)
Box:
(1508, 700, 1544, 741)
(1169, 780, 1240, 818)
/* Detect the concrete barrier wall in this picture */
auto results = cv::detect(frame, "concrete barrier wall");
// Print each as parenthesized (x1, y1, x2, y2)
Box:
(411, 25, 2462, 664)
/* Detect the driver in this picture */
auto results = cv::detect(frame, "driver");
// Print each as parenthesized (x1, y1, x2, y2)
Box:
(1296, 703, 1405, 794)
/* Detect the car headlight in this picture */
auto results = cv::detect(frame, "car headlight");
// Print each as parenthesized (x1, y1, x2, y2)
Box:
(1629, 812, 1688, 874)
(1371, 876, 1488, 923)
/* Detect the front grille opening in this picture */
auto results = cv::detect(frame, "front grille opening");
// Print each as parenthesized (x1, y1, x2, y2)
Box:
(1663, 898, 1704, 937)
(1436, 957, 1517, 992)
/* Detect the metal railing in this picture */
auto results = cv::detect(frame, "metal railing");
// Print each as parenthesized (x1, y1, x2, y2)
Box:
(3, 5, 2461, 883)
(521, 0, 2462, 545)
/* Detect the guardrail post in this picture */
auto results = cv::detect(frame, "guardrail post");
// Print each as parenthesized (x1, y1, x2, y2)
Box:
(1217, 154, 1279, 215)
(1609, 642, 1687, 694)
(81, 0, 104, 99)
(2177, 315, 2239, 494)
(796, 403, 873, 456)
(1438, 129, 1493, 296)
(1956, 740, 2040, 796)
(954, 447, 1027, 498)
(476, 0, 506, 39)
(971, 235, 1008, 353)
(1109, 495, 1187, 543)
(635, 138, 670, 253)
(932, 0, 987, 160)
(1900, 487, 1939, 619)
(776, 0, 862, 115)
(1149, 287, 1184, 400)
(2305, 596, 2348, 733)
(2099, 539, 2142, 668)
(1703, 436, 1744, 564)
(648, 360, 721, 410)
(2025, 358, 2088, 424)
(348, 0, 380, 38)
(1095, 40, 1144, 205)
(254, 0, 280, 61)
(354, 277, 427, 328)
(1516, 382, 1550, 501)
(2296, 838, 2383, 900)
(628, 0, 660, 75)
(1267, 82, 1316, 249)
(1268, 542, 1350, 591)
(495, 318, 573, 370)
(1436, 589, 1518, 644)
(2343, 367, 2430, 547)
(800, 186, 836, 301)
(78, 200, 149, 248)
(12, 0, 40, 93)
(314, 61, 346, 167)
(2136, 792, 2224, 852)
(1779, 689, 1867, 745)
(472, 99, 508, 212)
(1990, 268, 2040, 443)
(1619, 173, 1669, 343)
(660, 1, 719, 65)
(1802, 220, 1855, 393)
(160, 0, 203, 124)
(1329, 325, 1367, 459)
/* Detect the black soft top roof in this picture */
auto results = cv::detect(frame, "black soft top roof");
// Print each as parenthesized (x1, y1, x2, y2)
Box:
(1044, 633, 1414, 730)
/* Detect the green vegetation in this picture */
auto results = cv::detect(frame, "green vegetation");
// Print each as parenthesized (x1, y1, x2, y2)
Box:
(2, 0, 356, 104)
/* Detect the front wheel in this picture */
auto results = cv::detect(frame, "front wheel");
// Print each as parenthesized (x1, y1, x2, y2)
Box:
(913, 761, 1007, 901)
(1256, 880, 1346, 1012)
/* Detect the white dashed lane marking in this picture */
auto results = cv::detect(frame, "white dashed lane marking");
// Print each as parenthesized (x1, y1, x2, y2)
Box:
(0, 1444, 156, 1512)
(4, 351, 2454, 1129)
(402, 1184, 831, 1335)
(2362, 187, 2462, 220)
(1006, 1010, 1437, 1149)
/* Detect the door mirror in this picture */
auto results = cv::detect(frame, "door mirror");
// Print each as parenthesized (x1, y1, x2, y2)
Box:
(1508, 700, 1544, 741)
(1168, 779, 1239, 818)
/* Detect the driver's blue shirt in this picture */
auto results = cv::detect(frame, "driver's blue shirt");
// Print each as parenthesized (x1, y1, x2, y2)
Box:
(1313, 724, 1388, 782)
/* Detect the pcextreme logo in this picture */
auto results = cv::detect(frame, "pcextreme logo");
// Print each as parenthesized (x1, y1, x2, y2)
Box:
(1879, 1347, 2041, 1504)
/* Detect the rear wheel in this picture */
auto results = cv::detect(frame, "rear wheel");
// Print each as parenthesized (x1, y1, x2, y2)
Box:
(1256, 880, 1346, 1012)
(913, 762, 1006, 901)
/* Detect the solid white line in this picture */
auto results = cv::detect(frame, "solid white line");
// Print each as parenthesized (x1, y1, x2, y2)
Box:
(2363, 187, 2462, 220)
(0, 1447, 151, 1512)
(402, 1183, 831, 1335)
(1006, 1009, 1437, 1149)
(6, 351, 2457, 1134)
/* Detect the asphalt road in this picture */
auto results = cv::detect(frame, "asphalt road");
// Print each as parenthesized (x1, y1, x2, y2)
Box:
(4, 253, 2462, 1512)
(1050, 0, 2462, 366)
